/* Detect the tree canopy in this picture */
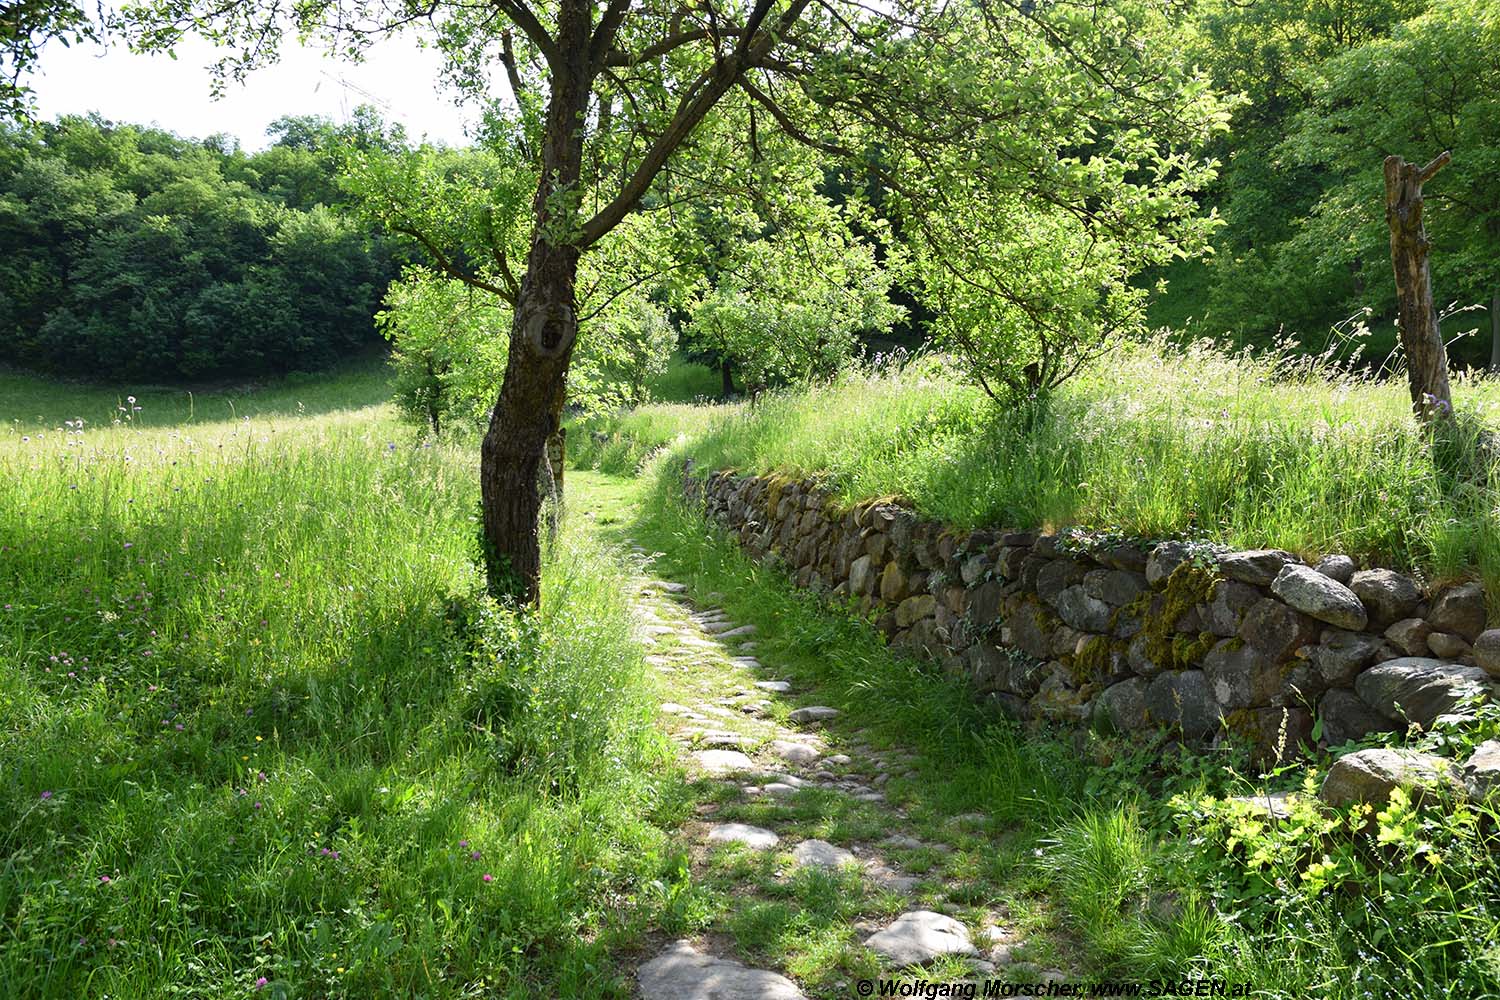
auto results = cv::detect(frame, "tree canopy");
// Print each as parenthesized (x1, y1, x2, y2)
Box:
(0, 114, 396, 378)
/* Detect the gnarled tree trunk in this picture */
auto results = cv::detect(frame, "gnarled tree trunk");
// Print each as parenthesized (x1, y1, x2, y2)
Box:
(1384, 151, 1452, 421)
(479, 246, 578, 603)
(478, 1, 590, 604)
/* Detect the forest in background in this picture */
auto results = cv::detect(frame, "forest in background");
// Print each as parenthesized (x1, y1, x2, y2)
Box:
(1, 0, 1496, 388)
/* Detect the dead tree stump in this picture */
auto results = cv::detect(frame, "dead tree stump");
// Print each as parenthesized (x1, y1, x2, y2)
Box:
(1384, 151, 1452, 421)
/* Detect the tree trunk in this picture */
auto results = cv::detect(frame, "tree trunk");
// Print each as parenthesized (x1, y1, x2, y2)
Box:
(478, 255, 577, 603)
(720, 359, 735, 398)
(1489, 290, 1500, 372)
(477, 0, 591, 604)
(539, 425, 566, 542)
(1384, 151, 1453, 420)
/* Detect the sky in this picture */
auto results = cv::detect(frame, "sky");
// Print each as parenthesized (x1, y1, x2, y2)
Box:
(31, 27, 495, 149)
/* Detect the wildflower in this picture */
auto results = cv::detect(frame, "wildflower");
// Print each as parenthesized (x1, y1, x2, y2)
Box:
(470, 850, 480, 860)
(482, 874, 493, 883)
(253, 802, 262, 810)
(255, 977, 268, 990)
(40, 791, 52, 800)
(127, 396, 136, 405)
(99, 875, 112, 884)
(459, 840, 468, 849)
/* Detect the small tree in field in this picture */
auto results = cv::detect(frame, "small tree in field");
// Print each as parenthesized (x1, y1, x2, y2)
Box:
(121, 0, 1229, 603)
(683, 198, 903, 392)
(378, 268, 510, 434)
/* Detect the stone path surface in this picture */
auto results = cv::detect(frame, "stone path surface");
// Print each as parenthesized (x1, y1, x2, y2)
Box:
(624, 547, 1069, 999)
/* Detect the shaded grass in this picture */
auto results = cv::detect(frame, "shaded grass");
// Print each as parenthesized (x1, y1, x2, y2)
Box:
(0, 387, 687, 998)
(644, 353, 723, 404)
(574, 341, 1500, 592)
(1, 358, 393, 433)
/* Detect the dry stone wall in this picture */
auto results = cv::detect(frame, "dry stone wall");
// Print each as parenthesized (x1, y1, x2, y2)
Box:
(685, 464, 1500, 762)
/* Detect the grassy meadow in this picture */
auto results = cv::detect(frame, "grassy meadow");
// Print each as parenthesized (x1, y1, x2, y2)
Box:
(0, 372, 689, 998)
(574, 340, 1500, 592)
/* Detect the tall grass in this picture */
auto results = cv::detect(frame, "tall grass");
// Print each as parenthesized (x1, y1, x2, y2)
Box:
(0, 387, 682, 998)
(575, 340, 1500, 589)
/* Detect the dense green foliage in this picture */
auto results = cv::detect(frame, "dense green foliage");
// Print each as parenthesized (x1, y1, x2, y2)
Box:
(0, 378, 686, 997)
(0, 115, 395, 379)
(574, 344, 1500, 590)
(1157, 0, 1500, 347)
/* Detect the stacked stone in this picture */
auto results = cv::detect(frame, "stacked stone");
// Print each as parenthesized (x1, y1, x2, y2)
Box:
(688, 466, 1500, 760)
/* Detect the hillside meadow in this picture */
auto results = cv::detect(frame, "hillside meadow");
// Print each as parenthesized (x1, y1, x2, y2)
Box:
(0, 373, 689, 998)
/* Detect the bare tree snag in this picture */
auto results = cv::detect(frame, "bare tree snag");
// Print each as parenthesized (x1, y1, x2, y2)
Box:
(1489, 290, 1500, 372)
(1384, 151, 1453, 421)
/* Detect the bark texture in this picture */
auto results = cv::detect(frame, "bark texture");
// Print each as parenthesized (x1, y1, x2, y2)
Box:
(1384, 151, 1452, 420)
(478, 0, 591, 603)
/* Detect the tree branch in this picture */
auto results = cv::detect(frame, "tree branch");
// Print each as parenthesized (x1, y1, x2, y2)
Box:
(578, 0, 812, 248)
(493, 0, 558, 65)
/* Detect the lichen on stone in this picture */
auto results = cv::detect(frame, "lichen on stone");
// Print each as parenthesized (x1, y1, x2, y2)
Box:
(1070, 635, 1116, 686)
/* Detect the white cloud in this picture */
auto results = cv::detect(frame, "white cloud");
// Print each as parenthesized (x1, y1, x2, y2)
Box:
(31, 28, 499, 149)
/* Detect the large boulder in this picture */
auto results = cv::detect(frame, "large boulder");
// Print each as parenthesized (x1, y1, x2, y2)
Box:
(1354, 658, 1495, 728)
(1095, 542, 1150, 573)
(1145, 670, 1220, 739)
(1428, 582, 1487, 641)
(895, 594, 937, 628)
(1473, 629, 1500, 678)
(1084, 568, 1148, 607)
(1384, 617, 1434, 657)
(1202, 639, 1281, 710)
(1270, 564, 1367, 631)
(1427, 632, 1471, 658)
(1238, 598, 1319, 661)
(1305, 629, 1385, 687)
(1036, 559, 1087, 604)
(1008, 601, 1054, 661)
(879, 560, 909, 604)
(1319, 748, 1452, 808)
(1317, 689, 1395, 746)
(1272, 661, 1326, 710)
(848, 554, 876, 597)
(1204, 580, 1262, 638)
(1219, 549, 1298, 587)
(1314, 554, 1357, 584)
(1126, 633, 1165, 677)
(1054, 585, 1113, 632)
(1095, 677, 1150, 733)
(967, 580, 1004, 629)
(1460, 740, 1500, 800)
(1349, 569, 1422, 629)
(1146, 541, 1193, 586)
